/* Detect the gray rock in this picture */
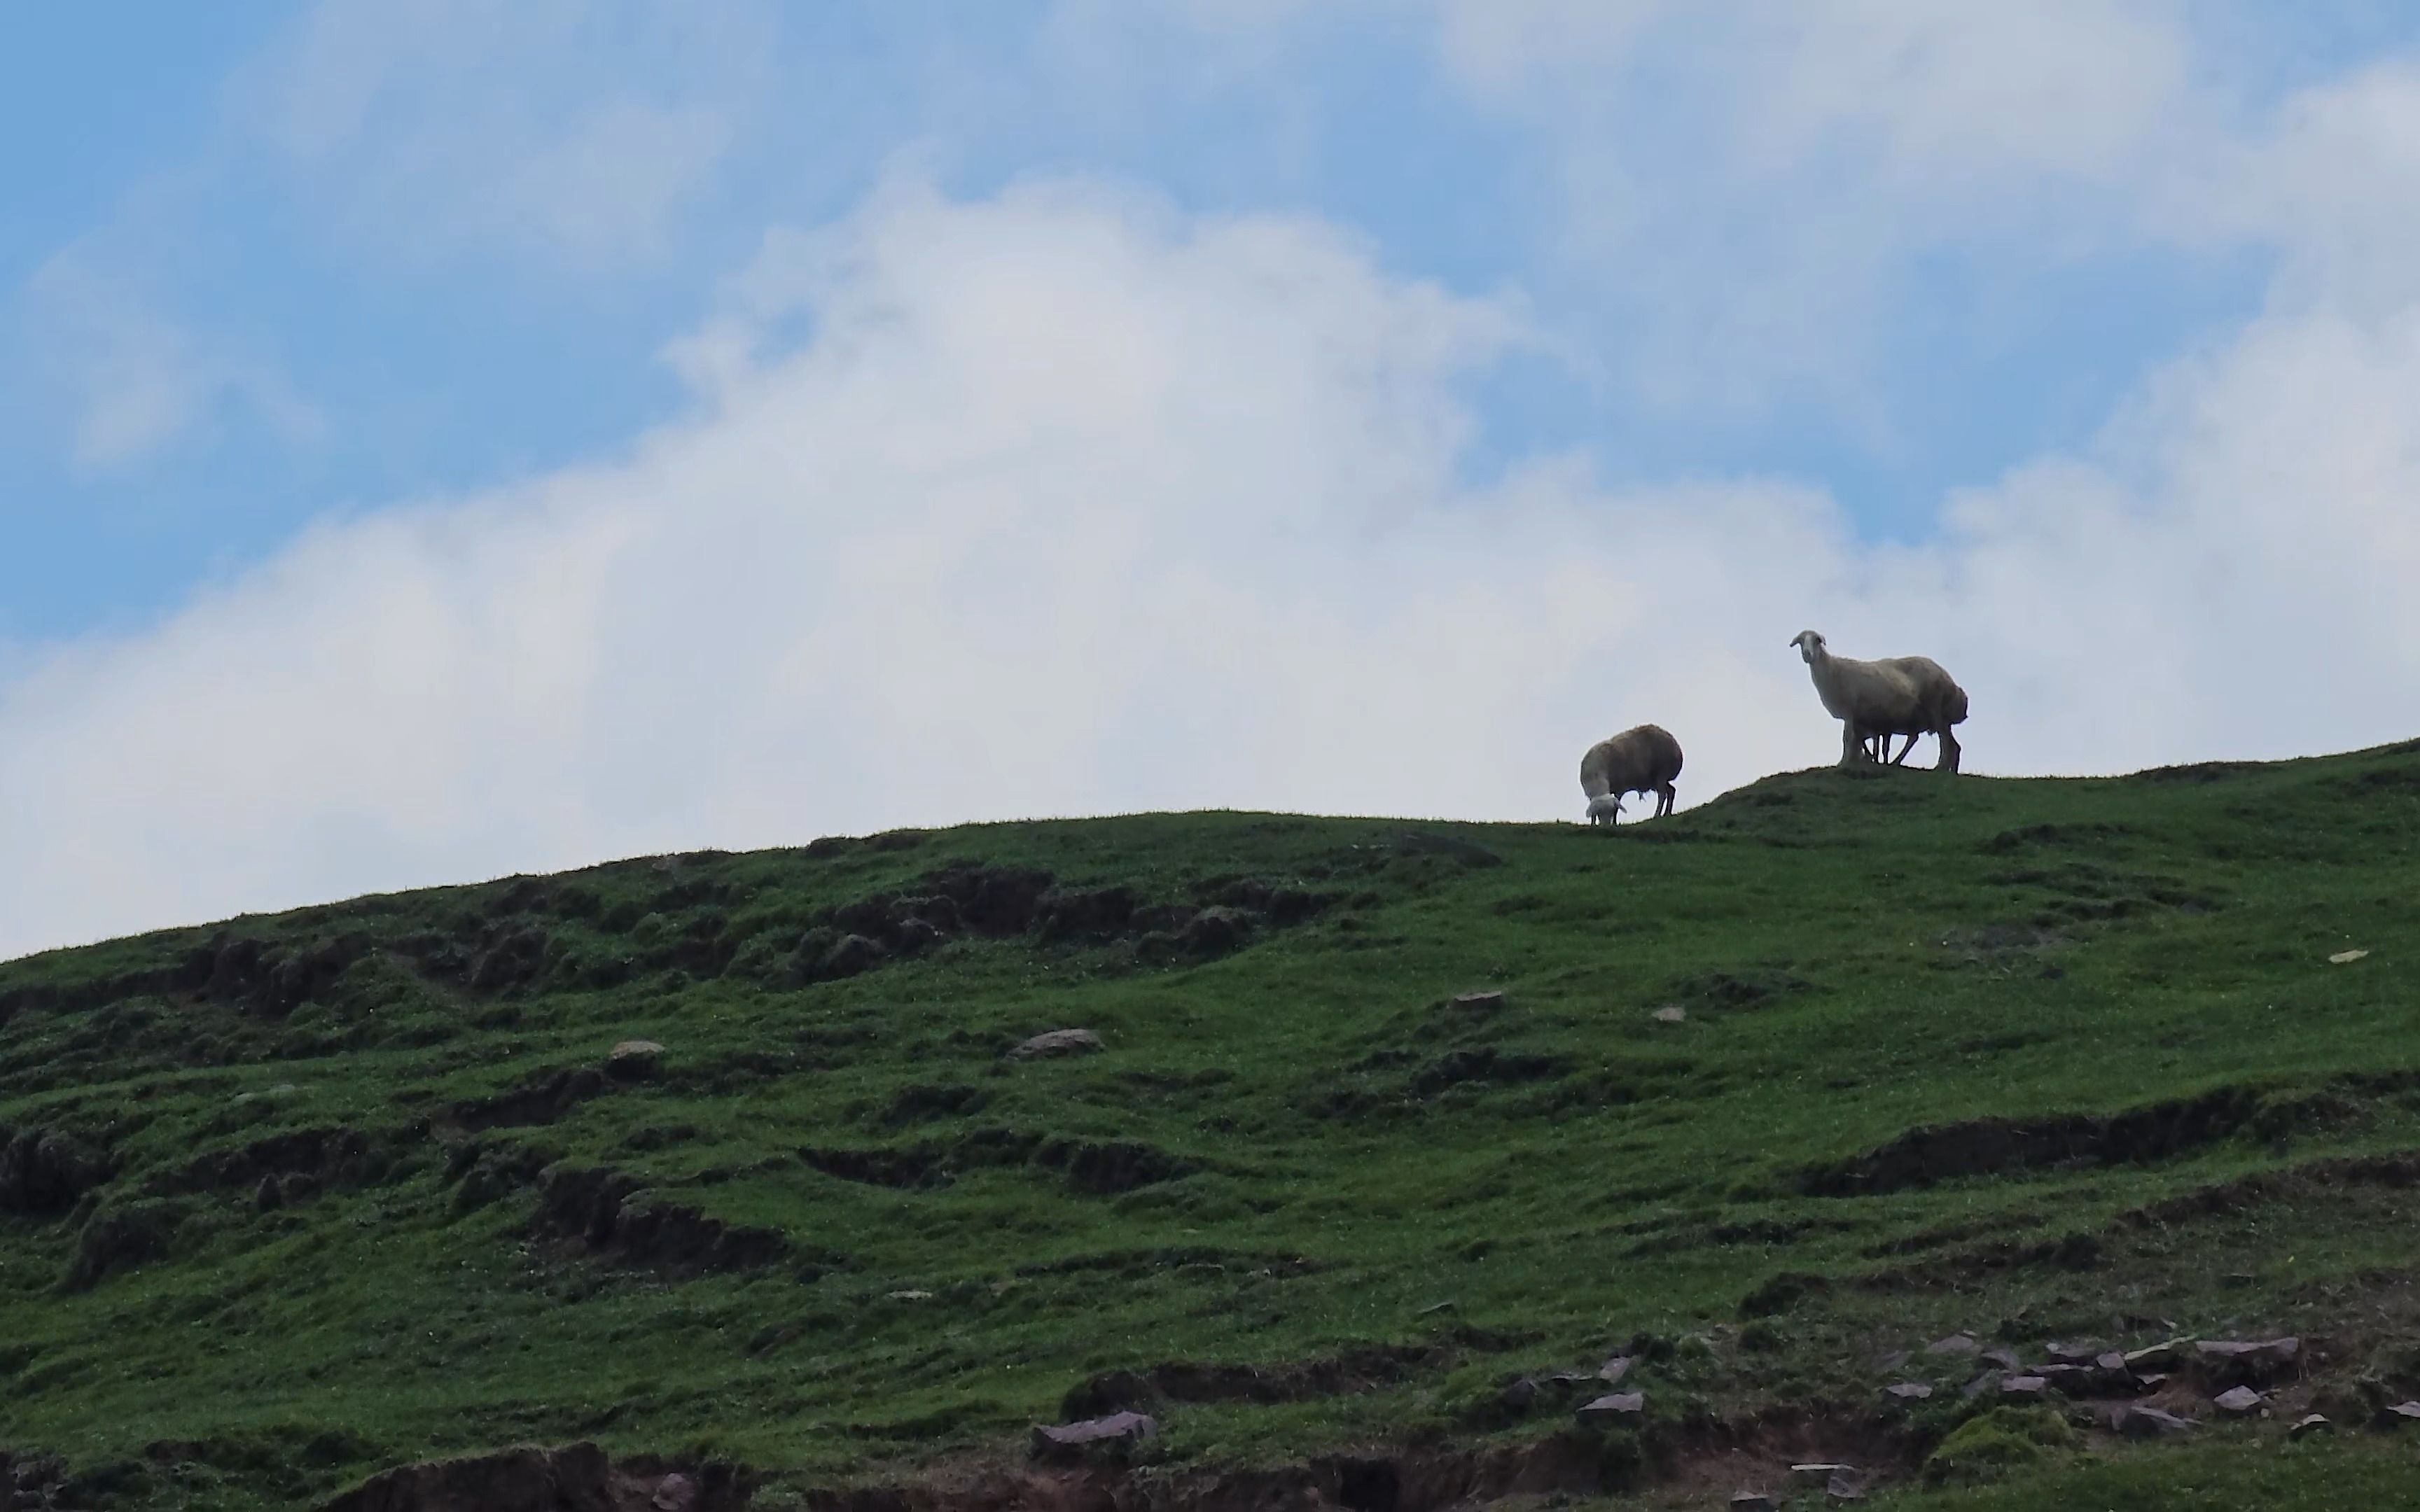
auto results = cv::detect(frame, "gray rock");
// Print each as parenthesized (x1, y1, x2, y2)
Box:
(1651, 1005, 1687, 1024)
(2289, 1413, 2332, 1440)
(1576, 1392, 1643, 1422)
(1926, 1333, 1980, 1357)
(1031, 1410, 1157, 1462)
(651, 1473, 697, 1512)
(2124, 1338, 2192, 1373)
(1453, 990, 1507, 1011)
(2388, 1400, 2420, 1422)
(1009, 1028, 1105, 1060)
(2213, 1385, 2263, 1415)
(1826, 1469, 1867, 1503)
(1791, 1463, 1856, 1484)
(2116, 1405, 2196, 1438)
(1599, 1354, 1632, 1384)
(1730, 1495, 1779, 1512)
(609, 1038, 665, 1061)
(2195, 1337, 2300, 1386)
(2001, 1375, 2050, 1398)
(1981, 1348, 2024, 1373)
(1885, 1382, 1933, 1401)
(1960, 1370, 2003, 1400)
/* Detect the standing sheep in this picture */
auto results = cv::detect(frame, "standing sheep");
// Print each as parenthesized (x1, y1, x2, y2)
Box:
(1580, 724, 1684, 825)
(1789, 631, 1969, 772)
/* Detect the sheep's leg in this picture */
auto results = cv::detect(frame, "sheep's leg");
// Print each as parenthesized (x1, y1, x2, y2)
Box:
(1840, 723, 1866, 767)
(1936, 727, 1962, 773)
(1889, 733, 1916, 766)
(1657, 783, 1675, 818)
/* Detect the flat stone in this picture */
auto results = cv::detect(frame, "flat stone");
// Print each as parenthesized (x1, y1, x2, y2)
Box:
(2124, 1338, 2192, 1373)
(1730, 1495, 1779, 1512)
(1031, 1411, 1157, 1460)
(1576, 1392, 1643, 1422)
(2388, 1401, 2420, 1420)
(1981, 1348, 2024, 1373)
(2289, 1413, 2332, 1440)
(2213, 1386, 2264, 1414)
(2045, 1341, 2103, 1366)
(2117, 1405, 2196, 1438)
(887, 1288, 933, 1301)
(1452, 990, 1507, 1010)
(1009, 1028, 1105, 1060)
(1885, 1382, 1933, 1400)
(2195, 1337, 2300, 1385)
(1599, 1354, 1632, 1384)
(1826, 1469, 1866, 1503)
(1790, 1463, 1856, 1483)
(1926, 1333, 1980, 1357)
(2001, 1375, 2050, 1397)
(1651, 1005, 1687, 1023)
(2095, 1352, 2129, 1373)
(2329, 948, 2369, 964)
(609, 1039, 665, 1060)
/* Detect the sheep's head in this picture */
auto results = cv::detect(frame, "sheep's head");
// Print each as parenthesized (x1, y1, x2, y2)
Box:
(1790, 629, 1827, 664)
(1585, 793, 1624, 827)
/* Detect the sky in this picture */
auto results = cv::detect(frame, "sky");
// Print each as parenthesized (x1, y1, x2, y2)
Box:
(5, 1, 2420, 959)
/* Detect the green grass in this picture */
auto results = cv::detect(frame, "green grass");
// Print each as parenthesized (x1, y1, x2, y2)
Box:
(5, 743, 2420, 1508)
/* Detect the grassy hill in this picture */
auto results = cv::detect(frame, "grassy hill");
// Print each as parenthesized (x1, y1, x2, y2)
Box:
(5, 744, 2420, 1509)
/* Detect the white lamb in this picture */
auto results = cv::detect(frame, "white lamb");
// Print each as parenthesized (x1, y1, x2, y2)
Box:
(1580, 724, 1685, 825)
(1789, 631, 1970, 772)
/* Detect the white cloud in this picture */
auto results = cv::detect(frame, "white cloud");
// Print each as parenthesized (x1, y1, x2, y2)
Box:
(239, 0, 774, 267)
(23, 251, 320, 472)
(6, 173, 2420, 960)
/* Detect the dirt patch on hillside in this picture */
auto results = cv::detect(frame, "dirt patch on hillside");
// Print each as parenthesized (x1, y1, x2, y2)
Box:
(451, 1067, 611, 1132)
(1059, 1345, 1437, 1418)
(532, 1166, 789, 1276)
(321, 1440, 751, 1512)
(802, 1404, 1921, 1512)
(801, 1131, 1195, 1196)
(1798, 1086, 2307, 1197)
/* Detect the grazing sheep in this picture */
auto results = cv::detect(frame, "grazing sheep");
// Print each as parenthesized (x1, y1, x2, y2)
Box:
(1580, 724, 1684, 825)
(1789, 631, 1969, 772)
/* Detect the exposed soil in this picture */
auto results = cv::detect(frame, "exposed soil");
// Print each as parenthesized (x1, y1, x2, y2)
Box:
(1799, 1086, 2281, 1197)
(801, 1131, 1194, 1196)
(1059, 1345, 1437, 1418)
(532, 1166, 789, 1276)
(0, 1126, 112, 1215)
(148, 1125, 382, 1197)
(452, 1068, 611, 1132)
(320, 1441, 751, 1512)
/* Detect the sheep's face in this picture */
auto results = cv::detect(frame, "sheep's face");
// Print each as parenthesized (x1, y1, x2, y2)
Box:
(1585, 794, 1624, 827)
(1790, 630, 1826, 664)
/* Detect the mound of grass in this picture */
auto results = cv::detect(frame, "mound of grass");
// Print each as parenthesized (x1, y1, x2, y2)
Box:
(6, 741, 2420, 1508)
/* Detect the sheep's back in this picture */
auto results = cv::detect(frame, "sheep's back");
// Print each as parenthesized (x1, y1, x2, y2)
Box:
(1581, 723, 1683, 796)
(1878, 655, 1968, 725)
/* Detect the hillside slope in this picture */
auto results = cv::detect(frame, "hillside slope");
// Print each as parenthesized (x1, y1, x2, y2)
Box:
(5, 746, 2420, 1509)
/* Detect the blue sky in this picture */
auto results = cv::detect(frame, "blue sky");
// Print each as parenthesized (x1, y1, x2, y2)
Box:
(2, 2, 2332, 641)
(8, 1, 2420, 956)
